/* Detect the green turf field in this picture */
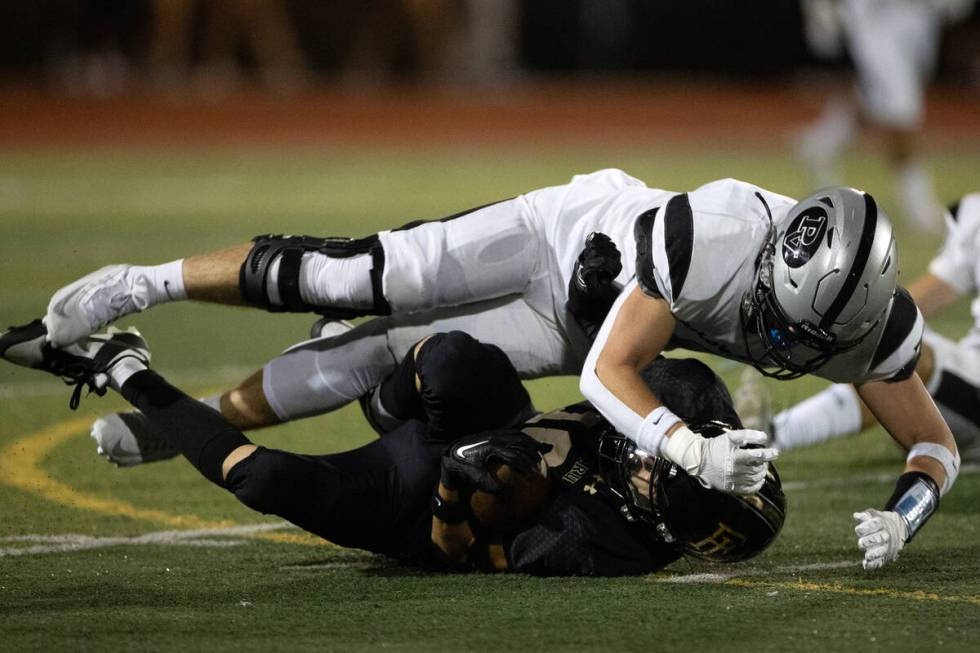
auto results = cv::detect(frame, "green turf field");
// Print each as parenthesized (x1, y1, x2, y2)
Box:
(1, 148, 979, 652)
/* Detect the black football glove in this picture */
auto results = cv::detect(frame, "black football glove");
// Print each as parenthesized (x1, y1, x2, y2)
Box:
(441, 429, 552, 496)
(573, 232, 622, 295)
(567, 232, 623, 338)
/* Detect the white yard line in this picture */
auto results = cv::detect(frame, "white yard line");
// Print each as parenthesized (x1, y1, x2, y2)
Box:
(658, 560, 857, 584)
(0, 521, 291, 557)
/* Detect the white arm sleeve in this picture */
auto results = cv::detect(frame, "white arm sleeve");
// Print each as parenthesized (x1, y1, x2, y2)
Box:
(579, 279, 680, 454)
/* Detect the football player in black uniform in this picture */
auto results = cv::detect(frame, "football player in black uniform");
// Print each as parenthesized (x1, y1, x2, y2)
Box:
(4, 317, 784, 575)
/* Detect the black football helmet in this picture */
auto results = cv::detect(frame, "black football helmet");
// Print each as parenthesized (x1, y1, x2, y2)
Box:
(598, 421, 786, 563)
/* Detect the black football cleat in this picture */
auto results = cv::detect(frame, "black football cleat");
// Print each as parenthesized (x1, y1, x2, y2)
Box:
(0, 318, 48, 369)
(2, 321, 151, 409)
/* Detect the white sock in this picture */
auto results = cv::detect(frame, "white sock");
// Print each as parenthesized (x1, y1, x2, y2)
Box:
(897, 160, 942, 233)
(128, 260, 187, 308)
(772, 384, 862, 451)
(107, 357, 148, 392)
(798, 98, 856, 187)
(297, 252, 374, 308)
(199, 394, 222, 413)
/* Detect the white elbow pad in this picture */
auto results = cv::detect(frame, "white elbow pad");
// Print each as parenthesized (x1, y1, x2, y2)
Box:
(906, 442, 960, 495)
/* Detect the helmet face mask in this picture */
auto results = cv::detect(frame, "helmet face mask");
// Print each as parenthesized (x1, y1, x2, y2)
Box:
(741, 248, 878, 380)
(742, 187, 897, 380)
(598, 422, 786, 563)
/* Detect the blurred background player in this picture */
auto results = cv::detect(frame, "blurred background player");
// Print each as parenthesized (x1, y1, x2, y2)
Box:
(796, 0, 976, 232)
(739, 193, 980, 463)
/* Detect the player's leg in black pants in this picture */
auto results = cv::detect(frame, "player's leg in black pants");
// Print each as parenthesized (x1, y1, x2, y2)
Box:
(118, 369, 443, 559)
(372, 330, 535, 442)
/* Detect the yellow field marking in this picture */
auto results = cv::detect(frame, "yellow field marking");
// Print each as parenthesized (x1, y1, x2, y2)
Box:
(726, 578, 980, 605)
(0, 416, 329, 548)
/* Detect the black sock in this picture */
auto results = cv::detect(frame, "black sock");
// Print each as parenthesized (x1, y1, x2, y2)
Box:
(120, 370, 250, 486)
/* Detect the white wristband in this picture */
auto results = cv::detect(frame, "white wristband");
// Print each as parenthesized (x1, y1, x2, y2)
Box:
(661, 425, 703, 476)
(634, 406, 682, 454)
(906, 442, 960, 496)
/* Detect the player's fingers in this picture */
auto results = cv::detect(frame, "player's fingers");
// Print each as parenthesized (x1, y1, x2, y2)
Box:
(495, 449, 540, 476)
(728, 429, 767, 448)
(855, 517, 882, 537)
(858, 532, 887, 549)
(853, 511, 874, 524)
(862, 556, 884, 571)
(476, 472, 504, 495)
(733, 447, 777, 465)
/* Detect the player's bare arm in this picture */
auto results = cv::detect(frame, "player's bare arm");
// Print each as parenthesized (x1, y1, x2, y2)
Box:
(591, 284, 674, 420)
(581, 283, 777, 496)
(852, 375, 960, 571)
(906, 272, 961, 319)
(857, 375, 958, 487)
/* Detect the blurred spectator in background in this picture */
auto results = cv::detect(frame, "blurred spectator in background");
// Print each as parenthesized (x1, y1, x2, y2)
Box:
(345, 0, 519, 86)
(795, 0, 976, 233)
(149, 0, 307, 95)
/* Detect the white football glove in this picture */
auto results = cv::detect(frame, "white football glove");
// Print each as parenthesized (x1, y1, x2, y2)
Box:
(662, 427, 778, 495)
(854, 509, 908, 571)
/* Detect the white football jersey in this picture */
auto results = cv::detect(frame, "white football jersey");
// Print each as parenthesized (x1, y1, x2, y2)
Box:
(929, 193, 980, 342)
(553, 172, 921, 384)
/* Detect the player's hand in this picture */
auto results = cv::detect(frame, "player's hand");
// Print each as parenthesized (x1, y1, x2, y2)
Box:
(574, 232, 622, 294)
(664, 426, 777, 495)
(700, 429, 777, 495)
(854, 509, 907, 571)
(441, 430, 552, 495)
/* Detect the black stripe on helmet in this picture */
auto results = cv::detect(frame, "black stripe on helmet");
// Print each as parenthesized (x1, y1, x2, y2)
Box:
(633, 207, 662, 298)
(819, 192, 879, 329)
(663, 193, 695, 302)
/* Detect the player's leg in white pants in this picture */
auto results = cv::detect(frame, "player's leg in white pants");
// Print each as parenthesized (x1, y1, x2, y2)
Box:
(295, 195, 547, 316)
(921, 330, 980, 462)
(262, 295, 579, 423)
(842, 0, 943, 231)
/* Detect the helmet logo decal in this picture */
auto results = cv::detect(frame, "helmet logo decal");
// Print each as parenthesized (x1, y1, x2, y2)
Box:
(782, 207, 828, 269)
(689, 522, 747, 558)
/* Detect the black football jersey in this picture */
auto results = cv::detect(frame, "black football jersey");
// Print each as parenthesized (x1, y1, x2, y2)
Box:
(505, 404, 681, 576)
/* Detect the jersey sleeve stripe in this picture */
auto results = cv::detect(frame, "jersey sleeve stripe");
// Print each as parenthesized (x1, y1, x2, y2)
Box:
(663, 193, 694, 302)
(947, 199, 961, 222)
(634, 207, 663, 298)
(870, 287, 918, 370)
(819, 192, 879, 330)
(933, 371, 980, 430)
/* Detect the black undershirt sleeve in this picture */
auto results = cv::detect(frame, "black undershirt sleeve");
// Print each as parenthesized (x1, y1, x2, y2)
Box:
(120, 370, 250, 487)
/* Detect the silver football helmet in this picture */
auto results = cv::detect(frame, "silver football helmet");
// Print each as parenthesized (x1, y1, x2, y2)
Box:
(742, 187, 898, 379)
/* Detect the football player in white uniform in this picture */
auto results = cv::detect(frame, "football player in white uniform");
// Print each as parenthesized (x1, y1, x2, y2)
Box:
(797, 0, 975, 232)
(750, 193, 980, 464)
(0, 169, 959, 570)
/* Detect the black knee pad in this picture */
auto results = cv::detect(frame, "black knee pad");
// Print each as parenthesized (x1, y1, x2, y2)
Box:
(640, 358, 741, 428)
(414, 331, 531, 439)
(239, 233, 390, 317)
